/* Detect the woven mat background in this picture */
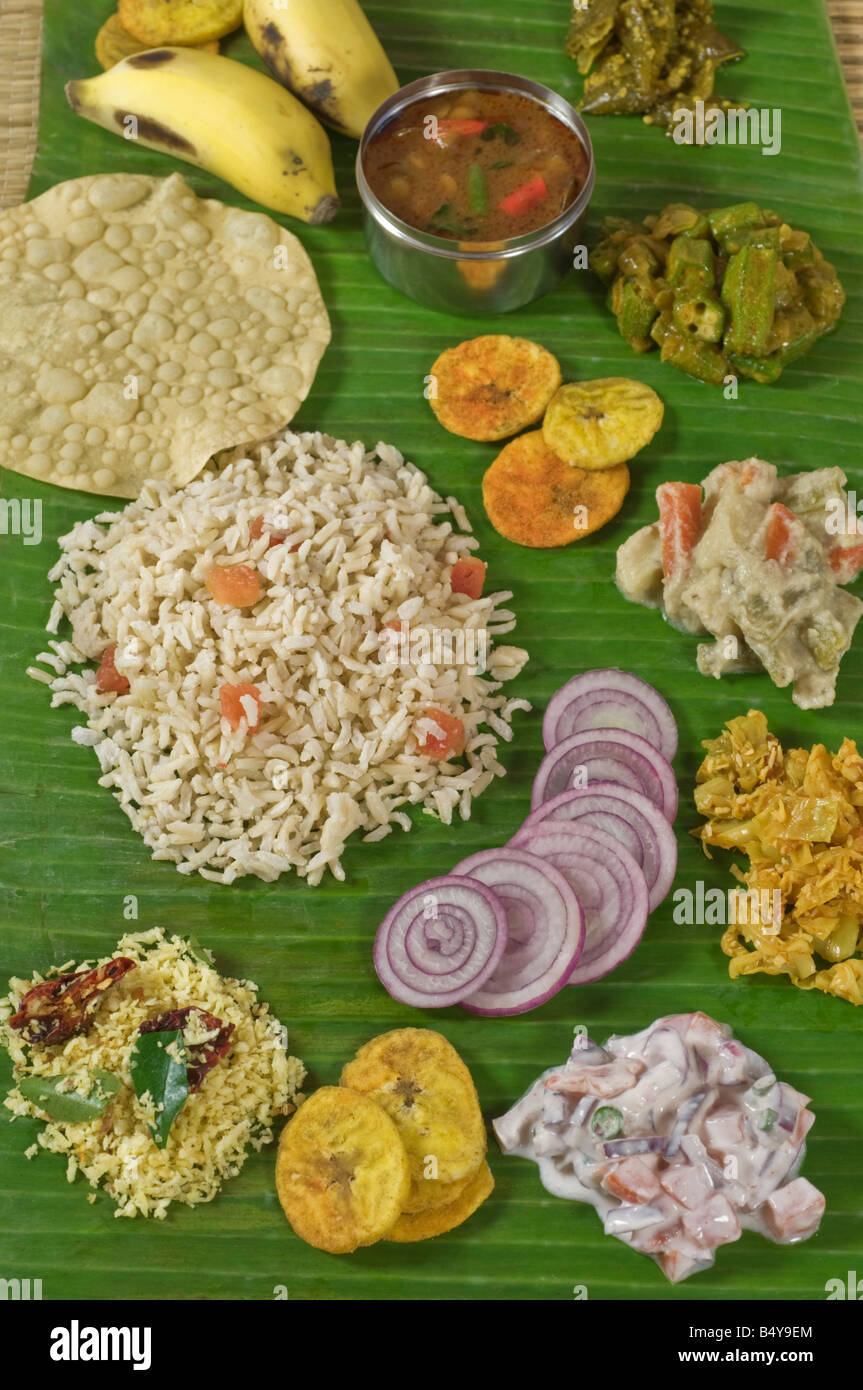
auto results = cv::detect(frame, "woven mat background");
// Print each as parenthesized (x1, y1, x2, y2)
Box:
(0, 1, 861, 206)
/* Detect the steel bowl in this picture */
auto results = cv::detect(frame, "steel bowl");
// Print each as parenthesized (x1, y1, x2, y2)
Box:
(356, 69, 596, 317)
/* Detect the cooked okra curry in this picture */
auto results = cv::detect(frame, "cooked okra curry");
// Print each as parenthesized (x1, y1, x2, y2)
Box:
(591, 201, 846, 385)
(363, 89, 589, 242)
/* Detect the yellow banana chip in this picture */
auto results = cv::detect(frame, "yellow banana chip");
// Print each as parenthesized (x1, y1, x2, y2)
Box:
(385, 1161, 495, 1243)
(275, 1086, 410, 1254)
(428, 335, 562, 442)
(483, 430, 630, 548)
(118, 0, 243, 45)
(542, 378, 664, 470)
(341, 1028, 486, 1212)
(95, 12, 218, 68)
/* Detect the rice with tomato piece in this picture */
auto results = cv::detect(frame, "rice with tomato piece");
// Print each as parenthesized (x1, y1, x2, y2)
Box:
(0, 928, 305, 1219)
(29, 430, 529, 884)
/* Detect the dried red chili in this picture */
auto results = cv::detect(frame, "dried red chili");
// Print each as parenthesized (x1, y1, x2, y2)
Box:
(10, 957, 137, 1046)
(138, 1007, 234, 1091)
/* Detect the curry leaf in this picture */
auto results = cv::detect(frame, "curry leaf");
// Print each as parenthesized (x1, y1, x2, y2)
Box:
(18, 1069, 121, 1122)
(130, 1029, 189, 1148)
(481, 122, 521, 145)
(427, 203, 469, 235)
(182, 934, 214, 968)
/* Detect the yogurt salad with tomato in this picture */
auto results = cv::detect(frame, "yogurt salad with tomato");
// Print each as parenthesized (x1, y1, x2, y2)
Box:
(616, 457, 863, 709)
(495, 1012, 825, 1284)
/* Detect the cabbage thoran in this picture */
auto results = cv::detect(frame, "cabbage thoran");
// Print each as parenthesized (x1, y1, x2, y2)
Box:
(694, 710, 863, 1005)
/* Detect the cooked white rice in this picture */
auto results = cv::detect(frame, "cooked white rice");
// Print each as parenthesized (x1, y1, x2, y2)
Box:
(30, 431, 529, 884)
(1, 928, 305, 1218)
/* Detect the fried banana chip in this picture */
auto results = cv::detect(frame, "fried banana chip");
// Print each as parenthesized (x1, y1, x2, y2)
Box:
(482, 430, 630, 548)
(118, 0, 242, 45)
(384, 1161, 495, 1243)
(341, 1028, 486, 1213)
(95, 12, 219, 68)
(429, 335, 562, 442)
(275, 1086, 410, 1254)
(543, 378, 664, 469)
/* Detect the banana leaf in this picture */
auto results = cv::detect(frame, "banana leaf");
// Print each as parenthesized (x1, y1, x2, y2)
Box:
(0, 0, 861, 1300)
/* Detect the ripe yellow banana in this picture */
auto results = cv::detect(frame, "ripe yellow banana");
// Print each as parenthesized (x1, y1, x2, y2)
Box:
(244, 0, 399, 139)
(65, 47, 339, 225)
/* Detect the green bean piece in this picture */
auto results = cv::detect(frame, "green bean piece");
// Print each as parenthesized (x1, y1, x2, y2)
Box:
(708, 201, 764, 244)
(614, 276, 660, 348)
(722, 245, 778, 356)
(673, 286, 726, 343)
(659, 329, 729, 386)
(667, 236, 715, 289)
(467, 162, 488, 217)
(652, 203, 710, 240)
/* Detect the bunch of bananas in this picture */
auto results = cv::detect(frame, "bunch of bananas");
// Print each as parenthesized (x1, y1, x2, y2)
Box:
(66, 0, 400, 224)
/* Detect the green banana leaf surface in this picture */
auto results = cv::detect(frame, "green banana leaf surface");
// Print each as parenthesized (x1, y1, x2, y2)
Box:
(1, 0, 862, 1300)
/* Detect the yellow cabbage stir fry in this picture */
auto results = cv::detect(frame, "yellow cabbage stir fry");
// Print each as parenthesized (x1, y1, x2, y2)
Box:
(694, 711, 863, 1005)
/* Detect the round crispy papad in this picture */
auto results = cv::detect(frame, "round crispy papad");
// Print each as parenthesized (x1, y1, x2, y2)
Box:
(0, 172, 330, 497)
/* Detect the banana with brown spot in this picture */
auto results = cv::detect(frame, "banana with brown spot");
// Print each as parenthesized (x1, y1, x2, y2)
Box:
(244, 0, 399, 139)
(66, 47, 339, 225)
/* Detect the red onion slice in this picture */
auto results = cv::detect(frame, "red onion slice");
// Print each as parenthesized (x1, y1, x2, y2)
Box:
(524, 782, 677, 913)
(510, 823, 649, 984)
(531, 728, 678, 822)
(542, 669, 678, 763)
(373, 874, 508, 1009)
(454, 848, 585, 1017)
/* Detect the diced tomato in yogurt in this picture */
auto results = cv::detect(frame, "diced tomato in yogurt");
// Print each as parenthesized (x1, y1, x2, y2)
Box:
(206, 563, 262, 607)
(703, 1102, 746, 1155)
(764, 1177, 825, 1242)
(602, 1156, 662, 1205)
(494, 1012, 826, 1287)
(660, 1162, 714, 1210)
(95, 644, 130, 695)
(546, 1057, 645, 1098)
(415, 708, 465, 759)
(657, 1248, 701, 1285)
(219, 682, 263, 731)
(681, 1193, 741, 1248)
